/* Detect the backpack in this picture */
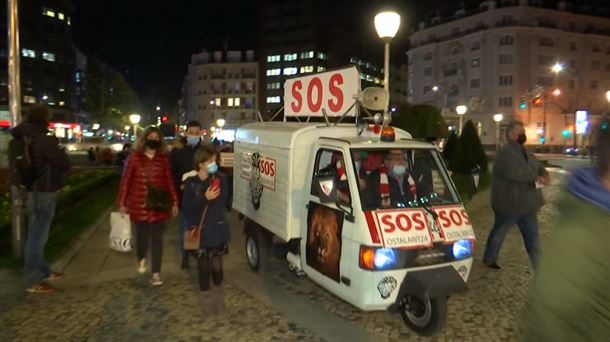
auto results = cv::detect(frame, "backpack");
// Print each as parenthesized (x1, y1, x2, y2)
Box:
(8, 136, 38, 189)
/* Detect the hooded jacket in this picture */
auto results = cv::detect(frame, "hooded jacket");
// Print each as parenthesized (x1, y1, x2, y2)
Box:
(10, 122, 71, 192)
(524, 167, 610, 341)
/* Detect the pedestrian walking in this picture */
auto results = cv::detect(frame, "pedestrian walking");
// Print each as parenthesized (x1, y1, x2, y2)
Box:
(95, 146, 102, 165)
(87, 147, 96, 166)
(9, 105, 71, 294)
(182, 147, 230, 314)
(523, 116, 610, 341)
(118, 126, 178, 286)
(102, 148, 113, 166)
(483, 121, 550, 270)
(114, 143, 131, 175)
(170, 120, 203, 270)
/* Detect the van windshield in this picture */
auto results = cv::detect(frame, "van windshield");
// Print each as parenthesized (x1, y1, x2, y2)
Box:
(351, 148, 458, 211)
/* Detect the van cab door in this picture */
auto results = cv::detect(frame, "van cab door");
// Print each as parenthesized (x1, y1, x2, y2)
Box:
(302, 144, 357, 298)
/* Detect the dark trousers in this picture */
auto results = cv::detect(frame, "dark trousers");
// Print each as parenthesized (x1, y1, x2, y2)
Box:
(24, 191, 57, 287)
(483, 211, 540, 269)
(134, 221, 165, 273)
(197, 254, 223, 291)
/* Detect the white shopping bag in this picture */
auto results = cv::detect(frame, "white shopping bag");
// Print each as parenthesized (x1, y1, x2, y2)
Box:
(109, 212, 132, 252)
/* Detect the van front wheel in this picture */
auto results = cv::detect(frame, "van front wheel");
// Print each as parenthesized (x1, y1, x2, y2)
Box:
(245, 233, 260, 271)
(399, 296, 447, 336)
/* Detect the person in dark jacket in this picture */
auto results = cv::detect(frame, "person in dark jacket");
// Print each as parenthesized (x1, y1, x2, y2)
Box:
(114, 143, 131, 175)
(87, 147, 96, 166)
(182, 147, 229, 315)
(523, 116, 610, 341)
(118, 126, 179, 286)
(10, 105, 71, 294)
(170, 120, 203, 270)
(483, 121, 550, 270)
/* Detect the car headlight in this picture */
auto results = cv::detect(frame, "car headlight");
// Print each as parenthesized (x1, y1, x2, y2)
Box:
(452, 239, 473, 260)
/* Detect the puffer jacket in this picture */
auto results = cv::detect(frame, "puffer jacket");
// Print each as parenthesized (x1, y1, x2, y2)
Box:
(118, 151, 178, 223)
(10, 122, 70, 192)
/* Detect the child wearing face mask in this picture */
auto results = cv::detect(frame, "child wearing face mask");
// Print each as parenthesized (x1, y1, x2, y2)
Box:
(182, 146, 230, 315)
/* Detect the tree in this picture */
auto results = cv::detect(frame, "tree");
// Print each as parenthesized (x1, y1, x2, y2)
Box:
(85, 58, 142, 128)
(449, 120, 488, 174)
(392, 104, 449, 140)
(442, 130, 459, 162)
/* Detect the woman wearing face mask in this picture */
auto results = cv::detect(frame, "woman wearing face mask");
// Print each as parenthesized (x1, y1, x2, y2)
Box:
(182, 147, 230, 315)
(118, 126, 179, 286)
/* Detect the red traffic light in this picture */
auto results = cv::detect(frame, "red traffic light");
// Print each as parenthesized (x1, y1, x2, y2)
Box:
(532, 97, 543, 107)
(161, 116, 168, 122)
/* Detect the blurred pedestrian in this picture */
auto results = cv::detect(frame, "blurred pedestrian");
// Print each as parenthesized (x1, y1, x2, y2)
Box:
(87, 147, 95, 166)
(483, 121, 550, 270)
(95, 146, 102, 165)
(182, 147, 229, 315)
(170, 120, 203, 270)
(9, 105, 71, 293)
(118, 126, 178, 286)
(114, 143, 132, 175)
(523, 117, 610, 341)
(102, 148, 113, 166)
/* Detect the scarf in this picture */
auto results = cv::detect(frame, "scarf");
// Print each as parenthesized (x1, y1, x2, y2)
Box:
(379, 166, 391, 209)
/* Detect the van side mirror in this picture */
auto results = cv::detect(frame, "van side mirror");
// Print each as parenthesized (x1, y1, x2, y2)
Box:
(313, 174, 338, 204)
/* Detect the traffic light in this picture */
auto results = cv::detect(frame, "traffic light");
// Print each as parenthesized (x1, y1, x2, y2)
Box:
(532, 97, 543, 107)
(539, 136, 545, 144)
(161, 116, 168, 123)
(519, 96, 527, 109)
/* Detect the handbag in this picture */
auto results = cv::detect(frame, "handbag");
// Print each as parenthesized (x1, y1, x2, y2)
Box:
(184, 205, 209, 251)
(109, 212, 132, 252)
(144, 166, 171, 212)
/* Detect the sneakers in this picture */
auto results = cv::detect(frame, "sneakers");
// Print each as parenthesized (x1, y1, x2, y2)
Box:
(485, 262, 502, 270)
(150, 273, 163, 286)
(180, 257, 189, 270)
(45, 271, 65, 281)
(26, 282, 57, 294)
(138, 259, 147, 274)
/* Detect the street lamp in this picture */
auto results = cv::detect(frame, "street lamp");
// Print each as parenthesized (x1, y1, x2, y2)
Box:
(456, 105, 467, 134)
(552, 88, 561, 97)
(129, 114, 141, 139)
(216, 118, 225, 128)
(552, 62, 579, 149)
(374, 10, 401, 106)
(605, 90, 610, 112)
(493, 114, 504, 151)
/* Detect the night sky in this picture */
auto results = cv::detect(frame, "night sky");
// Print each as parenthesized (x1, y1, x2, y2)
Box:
(68, 0, 523, 112)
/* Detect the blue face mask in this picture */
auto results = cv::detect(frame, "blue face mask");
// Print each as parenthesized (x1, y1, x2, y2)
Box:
(186, 136, 200, 146)
(392, 165, 407, 177)
(207, 162, 219, 174)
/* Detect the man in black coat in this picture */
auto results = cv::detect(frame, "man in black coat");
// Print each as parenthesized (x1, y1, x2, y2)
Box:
(170, 120, 203, 269)
(10, 105, 70, 294)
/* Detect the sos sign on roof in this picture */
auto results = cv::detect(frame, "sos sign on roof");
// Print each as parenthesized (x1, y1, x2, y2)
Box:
(284, 66, 360, 117)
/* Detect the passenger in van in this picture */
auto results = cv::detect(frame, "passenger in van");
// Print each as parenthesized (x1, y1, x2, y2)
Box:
(318, 153, 351, 204)
(384, 150, 419, 207)
(357, 152, 388, 210)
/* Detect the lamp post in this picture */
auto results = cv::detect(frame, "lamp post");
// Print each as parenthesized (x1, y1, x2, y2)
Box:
(493, 113, 504, 151)
(129, 114, 141, 140)
(374, 10, 401, 109)
(456, 105, 467, 134)
(552, 62, 578, 149)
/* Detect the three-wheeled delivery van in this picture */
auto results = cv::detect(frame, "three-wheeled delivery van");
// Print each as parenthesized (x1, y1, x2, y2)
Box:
(232, 67, 475, 336)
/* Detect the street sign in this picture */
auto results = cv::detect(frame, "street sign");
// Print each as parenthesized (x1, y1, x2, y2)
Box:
(284, 66, 360, 117)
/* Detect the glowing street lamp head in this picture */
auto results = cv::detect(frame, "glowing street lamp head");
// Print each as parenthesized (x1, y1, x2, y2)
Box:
(432, 85, 439, 92)
(124, 125, 130, 131)
(606, 90, 610, 103)
(374, 11, 401, 40)
(552, 63, 564, 73)
(216, 118, 226, 128)
(456, 105, 467, 115)
(552, 88, 561, 97)
(493, 113, 504, 123)
(129, 114, 141, 124)
(156, 106, 161, 111)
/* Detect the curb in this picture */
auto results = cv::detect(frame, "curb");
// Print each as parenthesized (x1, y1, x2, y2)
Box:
(51, 206, 114, 272)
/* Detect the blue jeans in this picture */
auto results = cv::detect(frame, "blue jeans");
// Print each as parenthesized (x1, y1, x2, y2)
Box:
(24, 192, 58, 287)
(483, 211, 540, 269)
(178, 210, 187, 260)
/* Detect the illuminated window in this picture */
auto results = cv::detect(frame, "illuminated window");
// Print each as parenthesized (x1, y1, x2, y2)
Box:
(267, 82, 281, 90)
(318, 52, 327, 60)
(59, 88, 65, 92)
(266, 68, 281, 76)
(300, 66, 314, 73)
(228, 98, 234, 107)
(266, 96, 281, 103)
(234, 98, 241, 106)
(284, 53, 297, 61)
(300, 51, 314, 59)
(21, 49, 36, 58)
(59, 101, 65, 106)
(266, 55, 280, 63)
(283, 67, 298, 75)
(42, 52, 55, 62)
(67, 17, 71, 26)
(317, 66, 326, 72)
(215, 98, 221, 106)
(58, 13, 65, 20)
(42, 8, 56, 17)
(23, 96, 36, 104)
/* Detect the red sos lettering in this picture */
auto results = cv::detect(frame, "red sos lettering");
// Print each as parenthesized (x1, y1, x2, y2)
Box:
(381, 215, 395, 233)
(290, 73, 344, 114)
(259, 159, 276, 177)
(381, 212, 427, 233)
(437, 208, 471, 228)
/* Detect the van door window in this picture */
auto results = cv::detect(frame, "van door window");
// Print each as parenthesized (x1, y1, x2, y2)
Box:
(311, 149, 351, 205)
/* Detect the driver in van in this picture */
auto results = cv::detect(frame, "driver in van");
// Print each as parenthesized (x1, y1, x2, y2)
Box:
(384, 150, 420, 207)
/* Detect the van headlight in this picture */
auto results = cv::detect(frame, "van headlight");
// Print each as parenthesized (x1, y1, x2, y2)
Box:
(374, 248, 397, 269)
(452, 240, 473, 260)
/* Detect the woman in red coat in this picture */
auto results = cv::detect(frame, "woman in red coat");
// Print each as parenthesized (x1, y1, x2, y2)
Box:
(118, 126, 178, 286)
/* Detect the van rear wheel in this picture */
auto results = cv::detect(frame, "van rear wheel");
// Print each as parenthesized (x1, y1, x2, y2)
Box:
(399, 296, 447, 336)
(244, 222, 271, 272)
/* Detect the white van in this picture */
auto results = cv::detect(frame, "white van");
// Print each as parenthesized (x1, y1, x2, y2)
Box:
(233, 121, 476, 336)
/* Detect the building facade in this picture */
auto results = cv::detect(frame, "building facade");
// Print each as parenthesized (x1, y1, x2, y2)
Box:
(0, 0, 77, 128)
(407, 0, 610, 147)
(183, 50, 259, 130)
